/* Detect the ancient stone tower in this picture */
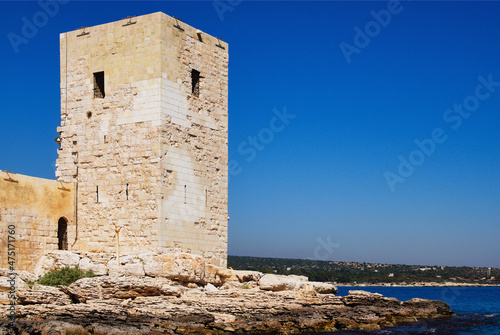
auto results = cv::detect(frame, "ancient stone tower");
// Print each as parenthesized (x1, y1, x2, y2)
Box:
(55, 12, 229, 267)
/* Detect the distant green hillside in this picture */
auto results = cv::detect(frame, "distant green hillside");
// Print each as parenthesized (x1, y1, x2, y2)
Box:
(228, 255, 500, 285)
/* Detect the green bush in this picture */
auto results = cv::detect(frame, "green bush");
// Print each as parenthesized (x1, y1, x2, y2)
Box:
(38, 266, 95, 287)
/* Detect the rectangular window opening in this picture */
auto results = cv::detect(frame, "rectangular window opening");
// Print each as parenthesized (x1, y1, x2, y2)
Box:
(93, 71, 105, 98)
(191, 69, 200, 97)
(96, 186, 99, 203)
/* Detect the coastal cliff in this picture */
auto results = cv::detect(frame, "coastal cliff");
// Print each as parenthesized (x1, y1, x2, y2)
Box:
(0, 251, 453, 334)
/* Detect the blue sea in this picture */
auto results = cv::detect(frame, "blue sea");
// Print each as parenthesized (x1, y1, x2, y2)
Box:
(328, 286, 500, 334)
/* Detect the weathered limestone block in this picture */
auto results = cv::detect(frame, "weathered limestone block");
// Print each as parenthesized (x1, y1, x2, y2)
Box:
(79, 257, 108, 276)
(0, 292, 9, 305)
(258, 274, 298, 291)
(0, 276, 29, 292)
(63, 276, 184, 302)
(219, 281, 242, 290)
(34, 252, 82, 279)
(17, 284, 72, 305)
(288, 274, 308, 282)
(257, 274, 336, 294)
(213, 266, 234, 284)
(140, 252, 230, 285)
(139, 252, 161, 275)
(34, 256, 56, 279)
(232, 270, 263, 283)
(0, 269, 36, 283)
(204, 283, 218, 293)
(107, 256, 145, 277)
(298, 281, 338, 294)
(51, 251, 81, 268)
(348, 290, 383, 298)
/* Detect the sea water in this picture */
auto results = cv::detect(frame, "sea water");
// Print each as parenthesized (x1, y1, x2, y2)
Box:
(329, 286, 500, 334)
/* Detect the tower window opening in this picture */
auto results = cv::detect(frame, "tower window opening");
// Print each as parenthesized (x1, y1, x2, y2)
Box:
(93, 71, 105, 98)
(191, 69, 200, 97)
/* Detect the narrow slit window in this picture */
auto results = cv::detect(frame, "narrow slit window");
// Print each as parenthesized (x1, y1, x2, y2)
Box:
(57, 217, 68, 250)
(93, 71, 105, 98)
(191, 69, 200, 97)
(96, 186, 99, 203)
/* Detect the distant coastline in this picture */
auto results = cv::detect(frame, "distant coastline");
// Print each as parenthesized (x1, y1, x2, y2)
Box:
(229, 255, 500, 286)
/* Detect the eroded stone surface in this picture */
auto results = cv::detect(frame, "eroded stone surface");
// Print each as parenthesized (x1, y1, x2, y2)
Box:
(0, 287, 453, 334)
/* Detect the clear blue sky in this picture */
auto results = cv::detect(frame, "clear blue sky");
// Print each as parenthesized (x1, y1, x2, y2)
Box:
(1, 1, 499, 267)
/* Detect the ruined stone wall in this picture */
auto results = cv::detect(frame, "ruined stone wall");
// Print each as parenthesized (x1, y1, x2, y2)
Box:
(56, 12, 228, 266)
(0, 172, 74, 272)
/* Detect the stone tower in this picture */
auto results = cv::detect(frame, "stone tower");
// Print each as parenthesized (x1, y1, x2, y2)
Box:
(56, 12, 229, 267)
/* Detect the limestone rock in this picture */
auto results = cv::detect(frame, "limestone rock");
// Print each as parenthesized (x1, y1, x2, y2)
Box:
(0, 292, 9, 305)
(50, 251, 81, 268)
(139, 252, 160, 276)
(0, 276, 29, 292)
(17, 284, 72, 305)
(204, 283, 218, 293)
(0, 269, 36, 283)
(258, 274, 298, 291)
(348, 290, 383, 298)
(0, 285, 454, 334)
(141, 252, 228, 285)
(288, 274, 308, 282)
(299, 281, 338, 294)
(79, 257, 107, 276)
(214, 266, 234, 282)
(107, 257, 145, 277)
(233, 270, 263, 283)
(33, 256, 56, 279)
(63, 276, 184, 302)
(219, 280, 242, 290)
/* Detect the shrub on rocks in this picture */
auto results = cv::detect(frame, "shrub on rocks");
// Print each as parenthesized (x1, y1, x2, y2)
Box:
(38, 266, 95, 287)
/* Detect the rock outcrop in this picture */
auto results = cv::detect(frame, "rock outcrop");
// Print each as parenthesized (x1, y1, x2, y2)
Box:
(61, 276, 184, 302)
(17, 284, 72, 306)
(0, 286, 453, 334)
(0, 251, 454, 334)
(32, 251, 233, 286)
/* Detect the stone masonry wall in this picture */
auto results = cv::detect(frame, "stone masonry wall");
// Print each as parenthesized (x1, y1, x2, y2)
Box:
(56, 12, 228, 267)
(0, 171, 75, 272)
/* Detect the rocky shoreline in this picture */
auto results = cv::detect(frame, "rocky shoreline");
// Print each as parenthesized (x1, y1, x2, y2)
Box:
(338, 283, 500, 287)
(0, 251, 454, 334)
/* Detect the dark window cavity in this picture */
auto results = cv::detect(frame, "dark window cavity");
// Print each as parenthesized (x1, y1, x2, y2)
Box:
(191, 69, 200, 97)
(93, 71, 105, 98)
